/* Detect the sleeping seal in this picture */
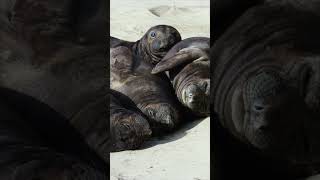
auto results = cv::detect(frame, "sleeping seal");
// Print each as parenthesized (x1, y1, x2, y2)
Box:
(70, 89, 151, 154)
(110, 46, 182, 134)
(212, 1, 320, 178)
(110, 25, 181, 65)
(152, 37, 210, 116)
(109, 90, 151, 151)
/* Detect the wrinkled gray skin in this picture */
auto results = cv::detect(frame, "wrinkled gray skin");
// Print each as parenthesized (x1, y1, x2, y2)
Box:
(0, 0, 108, 177)
(109, 90, 151, 152)
(110, 46, 181, 134)
(152, 37, 210, 116)
(110, 25, 182, 65)
(212, 1, 320, 175)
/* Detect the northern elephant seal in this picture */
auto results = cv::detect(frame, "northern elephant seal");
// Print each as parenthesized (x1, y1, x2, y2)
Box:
(110, 46, 182, 134)
(0, 0, 108, 168)
(212, 1, 320, 178)
(152, 37, 210, 116)
(109, 90, 151, 152)
(110, 25, 181, 65)
(0, 87, 107, 180)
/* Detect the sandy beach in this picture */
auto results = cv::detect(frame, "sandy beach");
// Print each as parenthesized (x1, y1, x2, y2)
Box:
(110, 0, 210, 179)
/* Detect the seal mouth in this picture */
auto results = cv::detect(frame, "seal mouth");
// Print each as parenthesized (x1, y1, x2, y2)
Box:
(181, 82, 210, 116)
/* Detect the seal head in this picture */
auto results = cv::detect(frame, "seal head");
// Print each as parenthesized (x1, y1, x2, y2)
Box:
(136, 25, 181, 65)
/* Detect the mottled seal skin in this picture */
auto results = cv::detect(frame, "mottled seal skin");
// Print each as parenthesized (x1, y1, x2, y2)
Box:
(152, 37, 210, 116)
(110, 46, 182, 134)
(110, 90, 151, 152)
(110, 25, 181, 65)
(212, 1, 320, 177)
(0, 87, 107, 180)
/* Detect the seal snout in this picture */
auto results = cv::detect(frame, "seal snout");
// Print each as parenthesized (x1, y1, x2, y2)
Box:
(145, 103, 179, 128)
(114, 113, 151, 150)
(182, 80, 210, 116)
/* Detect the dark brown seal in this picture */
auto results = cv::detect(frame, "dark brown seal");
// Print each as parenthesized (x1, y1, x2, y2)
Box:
(109, 90, 151, 152)
(0, 0, 108, 170)
(110, 25, 181, 65)
(110, 46, 182, 134)
(152, 37, 210, 116)
(212, 1, 320, 177)
(0, 87, 107, 180)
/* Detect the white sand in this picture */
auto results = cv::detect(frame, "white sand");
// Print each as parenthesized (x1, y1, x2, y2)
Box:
(110, 0, 210, 40)
(110, 118, 210, 180)
(110, 0, 210, 179)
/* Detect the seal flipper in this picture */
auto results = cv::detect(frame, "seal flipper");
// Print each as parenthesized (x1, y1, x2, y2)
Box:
(152, 47, 209, 74)
(110, 46, 135, 73)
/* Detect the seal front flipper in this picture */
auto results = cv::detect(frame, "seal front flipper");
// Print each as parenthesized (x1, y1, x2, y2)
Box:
(110, 46, 134, 73)
(152, 47, 209, 74)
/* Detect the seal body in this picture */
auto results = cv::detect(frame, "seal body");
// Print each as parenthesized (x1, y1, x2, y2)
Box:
(0, 1, 108, 169)
(0, 87, 107, 180)
(110, 25, 181, 65)
(109, 90, 151, 152)
(110, 46, 182, 134)
(212, 1, 320, 177)
(152, 37, 210, 116)
(0, 0, 106, 121)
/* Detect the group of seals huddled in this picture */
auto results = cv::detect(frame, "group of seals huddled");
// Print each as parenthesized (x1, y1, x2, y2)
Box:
(110, 26, 210, 151)
(212, 0, 320, 179)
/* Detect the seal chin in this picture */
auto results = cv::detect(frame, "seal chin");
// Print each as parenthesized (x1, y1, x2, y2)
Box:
(181, 80, 210, 116)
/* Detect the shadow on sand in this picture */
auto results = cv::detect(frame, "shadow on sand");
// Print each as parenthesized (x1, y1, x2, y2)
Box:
(139, 117, 208, 149)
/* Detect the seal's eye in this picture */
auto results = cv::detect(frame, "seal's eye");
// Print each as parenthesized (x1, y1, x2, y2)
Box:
(252, 102, 265, 112)
(150, 31, 156, 38)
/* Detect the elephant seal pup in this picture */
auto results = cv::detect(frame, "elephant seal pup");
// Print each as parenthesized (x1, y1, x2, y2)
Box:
(109, 90, 151, 152)
(110, 25, 181, 65)
(152, 37, 210, 116)
(211, 1, 320, 178)
(70, 89, 151, 155)
(110, 46, 182, 134)
(0, 87, 107, 180)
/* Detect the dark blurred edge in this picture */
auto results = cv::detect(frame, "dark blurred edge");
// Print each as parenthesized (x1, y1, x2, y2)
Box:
(106, 0, 110, 178)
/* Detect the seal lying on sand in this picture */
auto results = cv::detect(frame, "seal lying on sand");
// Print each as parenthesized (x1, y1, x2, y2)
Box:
(212, 1, 320, 178)
(110, 46, 182, 134)
(72, 89, 151, 154)
(0, 87, 107, 180)
(152, 37, 210, 116)
(110, 90, 151, 152)
(110, 25, 181, 65)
